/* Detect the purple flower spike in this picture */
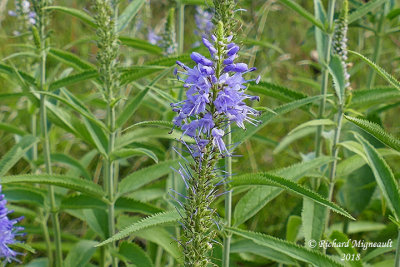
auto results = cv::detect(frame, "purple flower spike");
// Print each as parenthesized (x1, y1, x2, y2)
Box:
(203, 38, 217, 56)
(191, 52, 213, 66)
(0, 186, 24, 263)
(233, 63, 248, 72)
(212, 128, 229, 155)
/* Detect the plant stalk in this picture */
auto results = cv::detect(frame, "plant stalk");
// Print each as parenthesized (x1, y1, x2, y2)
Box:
(38, 11, 63, 265)
(222, 126, 232, 267)
(325, 105, 344, 231)
(314, 0, 336, 159)
(176, 1, 185, 54)
(366, 5, 385, 89)
(395, 229, 400, 267)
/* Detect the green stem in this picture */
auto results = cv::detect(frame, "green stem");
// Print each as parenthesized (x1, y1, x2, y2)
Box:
(314, 0, 336, 159)
(325, 105, 344, 231)
(222, 126, 232, 267)
(366, 6, 385, 89)
(38, 11, 63, 266)
(176, 2, 185, 54)
(395, 229, 400, 267)
(32, 114, 54, 266)
(106, 105, 118, 267)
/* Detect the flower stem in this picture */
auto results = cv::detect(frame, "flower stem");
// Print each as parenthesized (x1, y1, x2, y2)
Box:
(395, 229, 400, 267)
(222, 126, 232, 267)
(38, 7, 63, 265)
(314, 0, 336, 159)
(366, 5, 385, 89)
(177, 1, 185, 54)
(325, 105, 344, 231)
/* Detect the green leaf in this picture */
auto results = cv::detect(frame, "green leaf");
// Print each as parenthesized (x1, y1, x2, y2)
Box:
(355, 134, 400, 220)
(118, 159, 182, 197)
(232, 95, 324, 146)
(96, 211, 180, 247)
(349, 50, 400, 90)
(302, 183, 328, 247)
(233, 156, 334, 226)
(122, 121, 174, 132)
(49, 48, 96, 70)
(118, 242, 154, 267)
(45, 6, 96, 27)
(328, 55, 346, 104)
(313, 0, 327, 62)
(227, 227, 345, 267)
(119, 36, 163, 55)
(288, 119, 335, 136)
(117, 0, 146, 32)
(117, 68, 171, 128)
(0, 64, 37, 87)
(274, 127, 315, 154)
(350, 87, 400, 108)
(0, 135, 38, 176)
(345, 115, 400, 152)
(50, 153, 91, 180)
(231, 172, 354, 219)
(1, 174, 104, 199)
(286, 215, 302, 242)
(83, 209, 108, 238)
(329, 231, 363, 267)
(64, 240, 98, 267)
(120, 54, 191, 85)
(0, 123, 28, 136)
(3, 186, 45, 207)
(135, 228, 181, 262)
(49, 70, 98, 91)
(387, 8, 400, 20)
(348, 0, 389, 24)
(230, 240, 298, 265)
(278, 0, 325, 30)
(247, 81, 307, 103)
(111, 148, 158, 163)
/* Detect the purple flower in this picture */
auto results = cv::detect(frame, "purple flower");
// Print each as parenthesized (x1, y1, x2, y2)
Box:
(171, 36, 260, 158)
(0, 186, 24, 263)
(148, 30, 161, 45)
(212, 128, 228, 155)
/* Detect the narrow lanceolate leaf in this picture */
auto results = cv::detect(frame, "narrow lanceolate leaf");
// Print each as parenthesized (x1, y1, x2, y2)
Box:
(49, 70, 98, 91)
(328, 55, 346, 104)
(118, 159, 182, 197)
(345, 115, 400, 152)
(119, 36, 163, 55)
(64, 240, 98, 267)
(233, 156, 334, 226)
(0, 135, 38, 177)
(278, 0, 325, 31)
(96, 211, 180, 247)
(227, 228, 345, 267)
(233, 95, 323, 146)
(231, 240, 298, 265)
(117, 0, 146, 32)
(118, 242, 154, 267)
(355, 134, 400, 220)
(348, 0, 389, 24)
(247, 81, 307, 103)
(1, 174, 104, 199)
(45, 6, 96, 27)
(349, 50, 400, 90)
(350, 87, 400, 108)
(49, 48, 96, 70)
(111, 148, 158, 163)
(117, 68, 171, 128)
(0, 123, 27, 136)
(0, 64, 37, 87)
(288, 119, 335, 136)
(122, 121, 174, 132)
(329, 231, 363, 267)
(231, 172, 353, 219)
